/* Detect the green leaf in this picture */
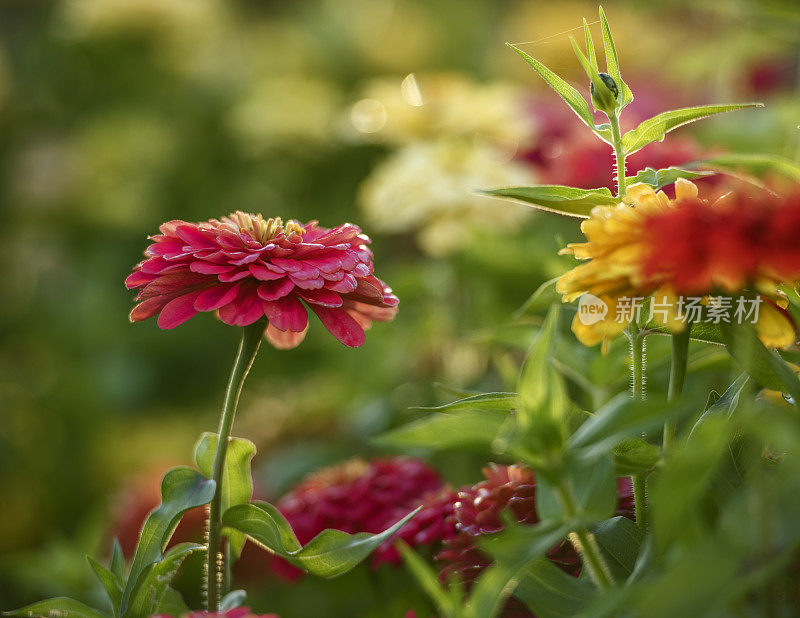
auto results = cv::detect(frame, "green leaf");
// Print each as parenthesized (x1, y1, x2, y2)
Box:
(125, 543, 202, 618)
(515, 277, 560, 318)
(119, 467, 215, 615)
(373, 408, 510, 451)
(515, 557, 596, 618)
(4, 598, 110, 618)
(194, 432, 257, 557)
(413, 392, 517, 413)
(537, 454, 617, 524)
(480, 519, 570, 567)
(219, 590, 247, 612)
(482, 185, 617, 218)
(568, 394, 690, 458)
(687, 153, 800, 182)
(583, 19, 598, 72)
(464, 562, 521, 618)
(591, 516, 644, 580)
(626, 166, 714, 190)
(398, 542, 459, 617)
(570, 36, 613, 113)
(110, 538, 126, 582)
(621, 103, 763, 155)
(87, 556, 122, 613)
(506, 43, 594, 129)
(155, 588, 190, 617)
(719, 321, 800, 403)
(690, 374, 749, 437)
(613, 438, 660, 475)
(598, 6, 632, 108)
(223, 501, 420, 578)
(647, 320, 724, 345)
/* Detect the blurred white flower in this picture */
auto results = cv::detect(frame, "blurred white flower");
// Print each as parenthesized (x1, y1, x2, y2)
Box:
(359, 139, 535, 256)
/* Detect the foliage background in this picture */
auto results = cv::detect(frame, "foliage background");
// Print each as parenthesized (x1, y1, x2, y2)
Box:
(0, 0, 798, 614)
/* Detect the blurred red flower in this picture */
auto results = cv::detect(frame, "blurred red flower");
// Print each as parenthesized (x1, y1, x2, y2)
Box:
(152, 608, 277, 618)
(126, 213, 398, 348)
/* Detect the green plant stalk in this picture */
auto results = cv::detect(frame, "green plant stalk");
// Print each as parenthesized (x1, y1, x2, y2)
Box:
(664, 329, 690, 453)
(556, 481, 615, 590)
(627, 324, 648, 530)
(610, 113, 626, 197)
(206, 320, 265, 611)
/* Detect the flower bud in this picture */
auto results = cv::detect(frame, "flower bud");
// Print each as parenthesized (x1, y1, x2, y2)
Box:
(590, 72, 619, 114)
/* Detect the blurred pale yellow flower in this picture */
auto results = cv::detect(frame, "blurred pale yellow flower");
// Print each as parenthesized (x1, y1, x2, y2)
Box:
(359, 140, 534, 256)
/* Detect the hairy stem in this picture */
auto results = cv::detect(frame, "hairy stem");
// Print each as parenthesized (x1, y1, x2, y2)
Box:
(610, 114, 627, 197)
(627, 323, 649, 531)
(206, 320, 265, 611)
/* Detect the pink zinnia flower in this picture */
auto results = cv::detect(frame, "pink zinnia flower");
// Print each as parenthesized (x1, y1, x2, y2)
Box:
(268, 457, 446, 579)
(126, 213, 398, 348)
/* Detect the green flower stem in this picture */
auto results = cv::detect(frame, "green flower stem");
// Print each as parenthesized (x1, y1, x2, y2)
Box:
(556, 481, 614, 590)
(610, 113, 626, 197)
(664, 328, 691, 454)
(627, 324, 648, 531)
(206, 319, 265, 611)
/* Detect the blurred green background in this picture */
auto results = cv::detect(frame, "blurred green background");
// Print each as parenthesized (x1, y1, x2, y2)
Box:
(0, 0, 798, 614)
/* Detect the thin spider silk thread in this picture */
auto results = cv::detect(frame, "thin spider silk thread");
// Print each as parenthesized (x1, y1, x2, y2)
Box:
(508, 19, 601, 47)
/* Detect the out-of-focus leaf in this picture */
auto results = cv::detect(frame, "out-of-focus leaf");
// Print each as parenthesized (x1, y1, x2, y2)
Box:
(648, 320, 724, 345)
(480, 520, 570, 567)
(156, 588, 190, 617)
(613, 438, 660, 475)
(515, 277, 561, 318)
(4, 598, 110, 618)
(591, 516, 644, 580)
(720, 321, 800, 403)
(690, 374, 748, 437)
(482, 185, 616, 218)
(222, 501, 419, 578)
(626, 167, 714, 190)
(110, 538, 126, 582)
(413, 392, 517, 413)
(219, 590, 247, 612)
(464, 562, 520, 618)
(194, 432, 256, 557)
(688, 153, 800, 182)
(398, 542, 459, 617)
(621, 104, 762, 155)
(373, 408, 510, 451)
(537, 454, 616, 524)
(506, 43, 594, 129)
(119, 467, 215, 615)
(125, 543, 202, 618)
(515, 557, 596, 618)
(87, 556, 122, 612)
(568, 395, 690, 457)
(598, 6, 632, 108)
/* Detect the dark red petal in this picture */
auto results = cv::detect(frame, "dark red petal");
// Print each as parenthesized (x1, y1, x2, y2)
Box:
(263, 296, 308, 332)
(298, 288, 343, 307)
(257, 278, 295, 301)
(157, 290, 204, 330)
(125, 270, 156, 289)
(190, 261, 236, 275)
(194, 283, 240, 312)
(310, 305, 366, 347)
(217, 290, 265, 326)
(249, 263, 285, 281)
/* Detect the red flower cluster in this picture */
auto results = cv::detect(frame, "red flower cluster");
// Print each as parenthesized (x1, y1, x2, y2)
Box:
(271, 457, 452, 579)
(642, 190, 800, 294)
(152, 609, 277, 618)
(437, 464, 635, 582)
(126, 213, 398, 348)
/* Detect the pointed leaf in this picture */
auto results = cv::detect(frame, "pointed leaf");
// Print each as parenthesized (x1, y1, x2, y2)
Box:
(120, 467, 215, 615)
(125, 543, 202, 618)
(591, 516, 644, 580)
(537, 454, 616, 524)
(690, 373, 749, 437)
(3, 598, 110, 618)
(194, 433, 256, 557)
(398, 542, 459, 616)
(223, 501, 420, 578)
(506, 43, 594, 129)
(110, 538, 126, 581)
(219, 590, 247, 612)
(626, 166, 715, 190)
(464, 562, 521, 618)
(483, 185, 617, 218)
(515, 557, 596, 618)
(621, 103, 762, 154)
(570, 36, 614, 113)
(583, 19, 598, 71)
(155, 588, 190, 617)
(87, 556, 122, 613)
(598, 6, 632, 107)
(413, 392, 517, 413)
(373, 408, 510, 451)
(688, 153, 800, 182)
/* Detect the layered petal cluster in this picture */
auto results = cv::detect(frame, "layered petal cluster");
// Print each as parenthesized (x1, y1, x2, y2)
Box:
(126, 212, 398, 348)
(437, 463, 635, 583)
(557, 180, 797, 349)
(270, 457, 450, 579)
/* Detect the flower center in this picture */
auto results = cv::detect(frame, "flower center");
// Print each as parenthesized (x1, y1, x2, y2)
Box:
(221, 211, 305, 244)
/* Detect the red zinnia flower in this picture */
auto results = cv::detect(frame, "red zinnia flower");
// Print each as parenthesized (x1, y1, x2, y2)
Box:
(269, 457, 447, 579)
(126, 213, 398, 348)
(437, 463, 635, 582)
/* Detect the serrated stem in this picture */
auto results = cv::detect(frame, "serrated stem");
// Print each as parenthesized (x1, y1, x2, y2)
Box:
(206, 319, 265, 611)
